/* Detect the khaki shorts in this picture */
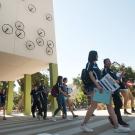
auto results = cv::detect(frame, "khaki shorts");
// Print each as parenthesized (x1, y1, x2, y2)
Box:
(120, 89, 128, 92)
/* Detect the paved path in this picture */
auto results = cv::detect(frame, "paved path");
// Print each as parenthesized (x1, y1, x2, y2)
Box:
(0, 109, 134, 135)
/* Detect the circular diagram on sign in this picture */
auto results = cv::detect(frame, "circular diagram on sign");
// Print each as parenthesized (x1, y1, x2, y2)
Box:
(36, 37, 44, 47)
(15, 21, 24, 30)
(47, 40, 54, 48)
(37, 28, 45, 37)
(25, 40, 35, 50)
(2, 24, 13, 34)
(28, 4, 36, 13)
(46, 13, 53, 21)
(15, 29, 25, 39)
(46, 47, 53, 55)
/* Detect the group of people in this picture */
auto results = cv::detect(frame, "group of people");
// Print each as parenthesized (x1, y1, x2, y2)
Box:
(31, 80, 48, 120)
(117, 66, 135, 115)
(51, 77, 78, 121)
(31, 50, 134, 133)
(31, 77, 78, 120)
(80, 50, 134, 133)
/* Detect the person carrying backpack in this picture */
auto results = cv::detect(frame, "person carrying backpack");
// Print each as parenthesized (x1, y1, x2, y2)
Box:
(80, 50, 130, 133)
(52, 76, 69, 121)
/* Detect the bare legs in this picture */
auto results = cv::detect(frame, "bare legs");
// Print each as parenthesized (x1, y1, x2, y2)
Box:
(82, 101, 97, 124)
(106, 104, 118, 128)
(67, 98, 78, 117)
(82, 101, 118, 128)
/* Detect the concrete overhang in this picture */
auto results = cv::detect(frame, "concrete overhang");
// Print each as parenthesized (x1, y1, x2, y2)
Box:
(0, 51, 50, 81)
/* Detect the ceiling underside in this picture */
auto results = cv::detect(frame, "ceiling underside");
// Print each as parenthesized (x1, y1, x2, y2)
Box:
(0, 52, 49, 81)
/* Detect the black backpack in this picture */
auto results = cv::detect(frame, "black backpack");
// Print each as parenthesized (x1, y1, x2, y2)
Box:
(81, 63, 92, 88)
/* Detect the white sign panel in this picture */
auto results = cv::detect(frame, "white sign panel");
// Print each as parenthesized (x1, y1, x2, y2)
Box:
(99, 73, 120, 92)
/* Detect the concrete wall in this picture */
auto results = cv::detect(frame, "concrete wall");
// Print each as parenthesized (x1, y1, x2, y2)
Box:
(0, 0, 57, 81)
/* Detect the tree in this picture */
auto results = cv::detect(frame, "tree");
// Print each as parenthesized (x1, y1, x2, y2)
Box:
(17, 72, 49, 92)
(111, 63, 135, 82)
(73, 75, 88, 108)
(16, 72, 49, 111)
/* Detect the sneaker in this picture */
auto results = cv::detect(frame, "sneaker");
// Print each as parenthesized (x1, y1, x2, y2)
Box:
(92, 113, 96, 116)
(66, 117, 72, 120)
(3, 117, 6, 120)
(62, 116, 72, 120)
(52, 117, 56, 122)
(131, 110, 135, 113)
(114, 125, 131, 133)
(73, 115, 78, 118)
(37, 114, 41, 120)
(80, 124, 94, 132)
(43, 116, 47, 120)
(124, 110, 132, 115)
(119, 121, 129, 127)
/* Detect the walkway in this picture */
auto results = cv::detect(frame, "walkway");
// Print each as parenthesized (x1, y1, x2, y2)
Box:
(0, 109, 134, 135)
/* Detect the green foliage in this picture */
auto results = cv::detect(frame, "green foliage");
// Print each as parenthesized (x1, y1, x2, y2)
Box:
(75, 88, 88, 108)
(73, 75, 88, 108)
(73, 75, 81, 88)
(31, 72, 49, 87)
(111, 64, 135, 82)
(17, 72, 49, 91)
(13, 91, 22, 107)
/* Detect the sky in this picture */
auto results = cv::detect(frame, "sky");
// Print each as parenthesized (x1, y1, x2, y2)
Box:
(53, 0, 135, 84)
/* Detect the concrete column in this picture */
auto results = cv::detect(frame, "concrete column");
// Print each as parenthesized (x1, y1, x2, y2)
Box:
(6, 81, 14, 115)
(24, 74, 31, 115)
(49, 63, 58, 113)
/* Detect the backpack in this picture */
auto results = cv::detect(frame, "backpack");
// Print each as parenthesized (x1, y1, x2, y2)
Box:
(51, 86, 58, 97)
(81, 68, 91, 87)
(81, 62, 92, 87)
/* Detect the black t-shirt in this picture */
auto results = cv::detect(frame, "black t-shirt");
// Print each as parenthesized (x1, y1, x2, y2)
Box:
(87, 62, 101, 87)
(88, 63, 101, 80)
(102, 68, 117, 80)
(31, 89, 38, 101)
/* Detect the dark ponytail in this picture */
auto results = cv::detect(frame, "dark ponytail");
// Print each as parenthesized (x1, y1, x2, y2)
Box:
(88, 50, 98, 63)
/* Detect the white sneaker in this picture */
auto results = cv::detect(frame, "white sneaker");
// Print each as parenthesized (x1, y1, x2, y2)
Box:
(52, 117, 56, 122)
(66, 117, 72, 121)
(80, 124, 94, 132)
(114, 125, 131, 133)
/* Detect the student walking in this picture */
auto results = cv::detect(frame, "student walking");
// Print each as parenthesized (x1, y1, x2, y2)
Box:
(52, 76, 69, 121)
(31, 84, 42, 118)
(37, 80, 49, 120)
(117, 65, 135, 115)
(63, 77, 78, 118)
(80, 51, 130, 133)
(102, 58, 129, 127)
